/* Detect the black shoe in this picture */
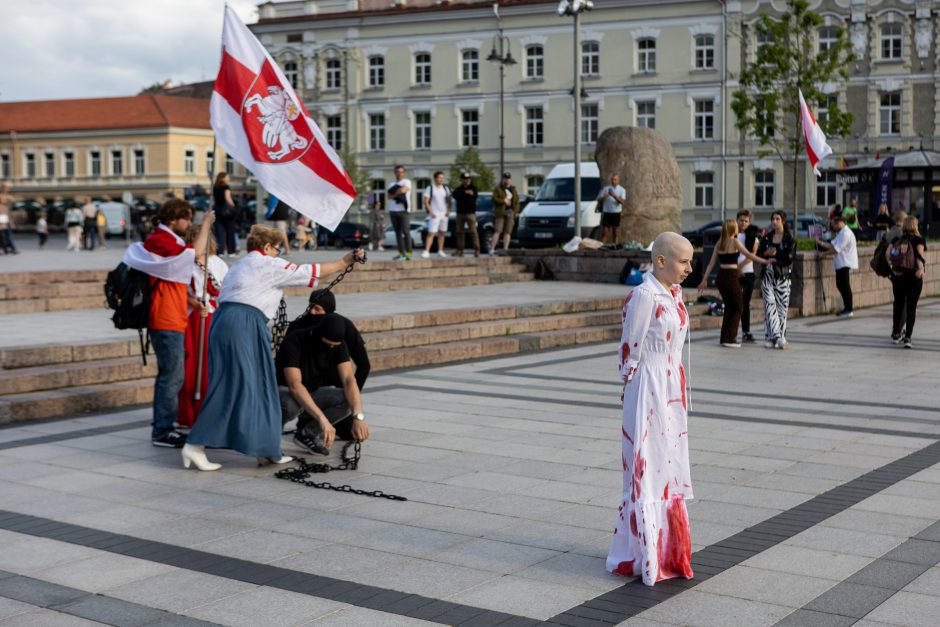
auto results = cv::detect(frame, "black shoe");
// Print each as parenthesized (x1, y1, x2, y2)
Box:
(293, 428, 330, 455)
(742, 333, 755, 343)
(152, 431, 187, 448)
(903, 337, 913, 349)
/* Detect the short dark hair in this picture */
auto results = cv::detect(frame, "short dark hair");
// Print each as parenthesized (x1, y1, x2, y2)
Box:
(394, 164, 405, 171)
(433, 170, 444, 178)
(152, 199, 193, 227)
(832, 214, 845, 224)
(736, 209, 752, 219)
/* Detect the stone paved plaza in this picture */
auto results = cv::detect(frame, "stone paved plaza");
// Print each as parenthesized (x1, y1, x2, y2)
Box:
(0, 293, 938, 626)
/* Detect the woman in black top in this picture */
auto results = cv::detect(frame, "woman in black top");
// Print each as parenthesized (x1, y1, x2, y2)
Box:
(757, 210, 796, 350)
(212, 172, 237, 256)
(887, 216, 927, 348)
(872, 203, 893, 240)
(698, 219, 770, 347)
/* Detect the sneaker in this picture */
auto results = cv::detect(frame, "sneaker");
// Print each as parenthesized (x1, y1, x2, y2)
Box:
(437, 250, 449, 258)
(405, 252, 412, 260)
(293, 428, 330, 456)
(152, 431, 187, 448)
(903, 337, 912, 349)
(721, 342, 742, 348)
(836, 310, 854, 318)
(393, 254, 406, 261)
(775, 337, 788, 350)
(421, 250, 430, 258)
(742, 333, 755, 343)
(891, 333, 903, 344)
(764, 340, 775, 349)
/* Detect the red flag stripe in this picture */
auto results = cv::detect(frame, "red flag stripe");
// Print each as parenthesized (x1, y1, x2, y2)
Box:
(214, 49, 256, 114)
(298, 136, 356, 198)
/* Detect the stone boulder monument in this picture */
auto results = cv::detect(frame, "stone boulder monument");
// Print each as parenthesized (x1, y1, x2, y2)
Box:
(595, 127, 682, 246)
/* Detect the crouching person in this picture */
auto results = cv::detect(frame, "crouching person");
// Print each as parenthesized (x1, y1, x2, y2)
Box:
(277, 314, 371, 455)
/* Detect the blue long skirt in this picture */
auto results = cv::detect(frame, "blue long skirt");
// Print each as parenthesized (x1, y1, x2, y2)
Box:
(186, 302, 282, 458)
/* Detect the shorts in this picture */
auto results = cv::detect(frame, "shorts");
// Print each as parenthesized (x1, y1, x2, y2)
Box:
(601, 212, 621, 228)
(495, 212, 515, 236)
(426, 213, 448, 233)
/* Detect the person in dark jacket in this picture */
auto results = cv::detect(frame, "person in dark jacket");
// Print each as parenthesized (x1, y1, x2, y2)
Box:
(757, 210, 796, 350)
(452, 172, 480, 257)
(491, 173, 520, 253)
(284, 289, 370, 390)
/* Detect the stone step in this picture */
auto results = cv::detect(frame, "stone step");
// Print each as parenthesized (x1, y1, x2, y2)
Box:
(0, 356, 157, 395)
(0, 378, 154, 424)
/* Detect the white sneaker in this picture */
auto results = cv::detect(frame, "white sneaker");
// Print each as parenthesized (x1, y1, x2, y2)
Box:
(378, 246, 385, 251)
(721, 342, 742, 348)
(775, 337, 788, 350)
(421, 251, 430, 259)
(764, 340, 775, 349)
(437, 250, 449, 258)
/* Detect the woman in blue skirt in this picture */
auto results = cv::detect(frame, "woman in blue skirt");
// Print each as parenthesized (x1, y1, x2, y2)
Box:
(182, 225, 362, 471)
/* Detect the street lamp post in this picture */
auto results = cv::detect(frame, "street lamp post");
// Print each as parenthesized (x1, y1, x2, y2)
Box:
(487, 4, 516, 180)
(557, 0, 593, 239)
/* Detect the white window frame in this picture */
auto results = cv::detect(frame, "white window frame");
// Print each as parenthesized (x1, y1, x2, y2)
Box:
(525, 45, 544, 79)
(816, 171, 837, 208)
(370, 178, 386, 207)
(581, 103, 598, 144)
(461, 49, 479, 83)
(369, 113, 386, 151)
(818, 26, 839, 53)
(414, 53, 432, 86)
(325, 58, 342, 90)
(525, 106, 544, 147)
(225, 154, 235, 176)
(63, 151, 75, 178)
(184, 148, 195, 175)
(204, 150, 214, 178)
(637, 38, 656, 73)
(0, 153, 9, 179)
(23, 152, 36, 179)
(694, 34, 715, 70)
(89, 149, 101, 177)
(133, 148, 145, 176)
(817, 94, 838, 128)
(636, 101, 656, 129)
(754, 170, 775, 208)
(526, 175, 544, 196)
(111, 148, 124, 176)
(581, 41, 600, 76)
(414, 111, 432, 150)
(326, 115, 344, 151)
(880, 23, 902, 60)
(461, 109, 479, 148)
(694, 172, 714, 208)
(44, 151, 56, 178)
(694, 99, 715, 140)
(368, 56, 384, 88)
(283, 60, 299, 89)
(879, 91, 901, 135)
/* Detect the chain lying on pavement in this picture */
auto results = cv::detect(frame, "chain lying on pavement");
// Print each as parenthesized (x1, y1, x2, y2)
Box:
(273, 441, 408, 501)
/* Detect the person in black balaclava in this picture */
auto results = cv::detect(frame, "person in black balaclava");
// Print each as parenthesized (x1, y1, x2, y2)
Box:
(276, 313, 371, 455)
(285, 289, 370, 390)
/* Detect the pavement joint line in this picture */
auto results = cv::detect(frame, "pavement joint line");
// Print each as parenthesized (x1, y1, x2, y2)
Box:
(774, 530, 940, 625)
(0, 572, 219, 626)
(0, 419, 150, 450)
(0, 437, 937, 627)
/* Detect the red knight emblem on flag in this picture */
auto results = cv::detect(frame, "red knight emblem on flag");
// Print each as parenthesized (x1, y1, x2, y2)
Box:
(241, 62, 313, 163)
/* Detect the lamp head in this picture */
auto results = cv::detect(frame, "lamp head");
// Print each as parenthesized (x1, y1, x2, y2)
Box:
(556, 0, 571, 16)
(486, 47, 501, 62)
(505, 51, 517, 65)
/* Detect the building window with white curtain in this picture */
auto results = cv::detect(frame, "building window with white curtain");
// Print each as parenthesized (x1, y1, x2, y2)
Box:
(581, 104, 598, 144)
(414, 53, 431, 86)
(415, 112, 432, 150)
(369, 114, 385, 151)
(694, 35, 714, 69)
(754, 170, 775, 207)
(581, 41, 599, 76)
(461, 49, 479, 82)
(461, 110, 479, 147)
(880, 92, 901, 135)
(368, 56, 384, 88)
(694, 172, 714, 208)
(526, 45, 544, 79)
(525, 106, 544, 146)
(637, 39, 656, 73)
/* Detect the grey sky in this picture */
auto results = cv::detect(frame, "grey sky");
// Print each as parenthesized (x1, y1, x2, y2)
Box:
(0, 0, 258, 102)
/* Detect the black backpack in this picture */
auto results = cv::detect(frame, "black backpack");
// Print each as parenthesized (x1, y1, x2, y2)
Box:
(104, 262, 153, 364)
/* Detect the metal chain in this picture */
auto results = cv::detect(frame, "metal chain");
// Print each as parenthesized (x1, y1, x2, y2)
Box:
(273, 441, 407, 501)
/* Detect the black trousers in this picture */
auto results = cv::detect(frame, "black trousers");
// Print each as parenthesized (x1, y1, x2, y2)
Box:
(716, 267, 743, 344)
(214, 218, 237, 255)
(891, 273, 923, 338)
(279, 386, 355, 440)
(388, 211, 412, 254)
(738, 272, 755, 334)
(835, 267, 853, 312)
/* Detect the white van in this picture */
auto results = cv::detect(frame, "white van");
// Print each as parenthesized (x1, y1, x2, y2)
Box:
(516, 163, 601, 247)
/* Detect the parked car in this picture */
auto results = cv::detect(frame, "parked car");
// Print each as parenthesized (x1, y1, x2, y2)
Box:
(383, 221, 424, 249)
(682, 220, 723, 248)
(318, 221, 370, 248)
(97, 201, 132, 238)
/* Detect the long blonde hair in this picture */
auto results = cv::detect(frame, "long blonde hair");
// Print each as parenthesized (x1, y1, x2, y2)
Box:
(902, 216, 920, 237)
(717, 219, 738, 251)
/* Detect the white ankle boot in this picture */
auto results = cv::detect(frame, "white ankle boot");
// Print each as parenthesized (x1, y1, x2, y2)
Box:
(181, 444, 221, 471)
(257, 455, 294, 466)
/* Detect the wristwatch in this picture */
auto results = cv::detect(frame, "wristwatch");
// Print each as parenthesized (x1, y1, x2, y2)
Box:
(354, 412, 365, 421)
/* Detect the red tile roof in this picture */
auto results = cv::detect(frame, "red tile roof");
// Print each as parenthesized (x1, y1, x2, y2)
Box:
(0, 95, 211, 134)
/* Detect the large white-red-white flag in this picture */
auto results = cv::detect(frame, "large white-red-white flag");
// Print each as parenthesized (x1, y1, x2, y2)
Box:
(210, 7, 355, 230)
(798, 89, 832, 177)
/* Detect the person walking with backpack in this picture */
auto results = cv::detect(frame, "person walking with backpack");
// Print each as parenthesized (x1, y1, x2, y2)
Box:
(421, 171, 450, 258)
(181, 226, 363, 471)
(816, 214, 858, 317)
(757, 210, 796, 349)
(886, 216, 927, 348)
(213, 172, 238, 257)
(123, 200, 215, 448)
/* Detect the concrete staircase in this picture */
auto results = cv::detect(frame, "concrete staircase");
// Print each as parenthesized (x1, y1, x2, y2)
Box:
(0, 257, 534, 314)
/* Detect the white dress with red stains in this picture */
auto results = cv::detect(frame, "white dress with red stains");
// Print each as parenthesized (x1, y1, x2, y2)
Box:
(606, 271, 694, 586)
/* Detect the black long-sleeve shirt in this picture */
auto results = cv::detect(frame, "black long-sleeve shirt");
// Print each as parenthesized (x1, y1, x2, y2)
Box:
(284, 313, 370, 390)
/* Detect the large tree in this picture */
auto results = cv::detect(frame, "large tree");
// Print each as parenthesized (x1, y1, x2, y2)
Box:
(731, 0, 855, 224)
(449, 147, 495, 192)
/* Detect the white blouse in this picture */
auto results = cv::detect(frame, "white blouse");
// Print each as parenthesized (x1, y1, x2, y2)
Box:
(218, 251, 320, 319)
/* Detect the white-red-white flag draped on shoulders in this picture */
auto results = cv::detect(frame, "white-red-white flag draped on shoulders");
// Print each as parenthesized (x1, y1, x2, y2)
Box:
(798, 88, 833, 177)
(210, 7, 355, 231)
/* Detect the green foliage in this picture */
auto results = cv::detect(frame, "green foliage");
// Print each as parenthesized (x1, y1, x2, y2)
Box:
(338, 147, 369, 200)
(449, 148, 495, 191)
(731, 0, 856, 161)
(139, 80, 172, 94)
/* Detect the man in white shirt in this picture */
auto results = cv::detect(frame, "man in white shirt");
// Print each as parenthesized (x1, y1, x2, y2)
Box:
(421, 170, 450, 258)
(816, 214, 858, 317)
(596, 174, 626, 246)
(387, 165, 412, 260)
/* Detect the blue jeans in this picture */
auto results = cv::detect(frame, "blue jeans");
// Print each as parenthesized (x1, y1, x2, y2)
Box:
(150, 330, 185, 439)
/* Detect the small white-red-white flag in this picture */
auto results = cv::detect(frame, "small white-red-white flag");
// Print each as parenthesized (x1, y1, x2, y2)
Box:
(798, 89, 832, 177)
(210, 7, 355, 230)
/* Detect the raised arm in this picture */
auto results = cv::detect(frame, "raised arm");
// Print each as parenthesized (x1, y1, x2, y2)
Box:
(733, 238, 769, 264)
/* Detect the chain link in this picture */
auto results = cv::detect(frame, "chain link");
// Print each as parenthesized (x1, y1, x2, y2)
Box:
(273, 441, 407, 501)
